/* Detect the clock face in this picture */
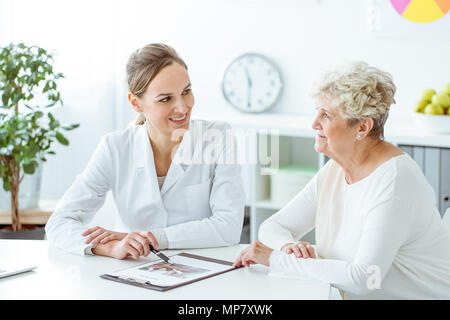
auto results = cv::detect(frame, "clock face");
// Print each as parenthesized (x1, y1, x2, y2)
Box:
(222, 53, 282, 113)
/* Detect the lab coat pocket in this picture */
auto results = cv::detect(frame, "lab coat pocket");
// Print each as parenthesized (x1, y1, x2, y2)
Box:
(184, 178, 213, 219)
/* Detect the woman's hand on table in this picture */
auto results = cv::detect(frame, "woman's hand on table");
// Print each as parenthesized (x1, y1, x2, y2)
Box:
(86, 229, 160, 260)
(233, 241, 274, 267)
(82, 226, 128, 247)
(108, 231, 159, 260)
(281, 241, 316, 259)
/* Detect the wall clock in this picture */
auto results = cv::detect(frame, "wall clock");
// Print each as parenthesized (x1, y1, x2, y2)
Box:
(222, 53, 282, 113)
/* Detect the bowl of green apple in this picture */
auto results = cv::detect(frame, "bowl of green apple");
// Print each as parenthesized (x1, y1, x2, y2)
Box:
(412, 83, 450, 134)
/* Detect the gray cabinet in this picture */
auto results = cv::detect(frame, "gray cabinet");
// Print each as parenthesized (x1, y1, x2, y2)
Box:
(399, 145, 450, 217)
(441, 149, 450, 217)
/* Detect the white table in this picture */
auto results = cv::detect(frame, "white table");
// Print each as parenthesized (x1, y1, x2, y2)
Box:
(0, 240, 331, 300)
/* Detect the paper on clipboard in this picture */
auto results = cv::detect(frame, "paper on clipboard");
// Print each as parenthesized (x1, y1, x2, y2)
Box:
(100, 253, 237, 291)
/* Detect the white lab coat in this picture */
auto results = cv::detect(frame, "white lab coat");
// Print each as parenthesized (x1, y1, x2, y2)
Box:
(45, 120, 246, 256)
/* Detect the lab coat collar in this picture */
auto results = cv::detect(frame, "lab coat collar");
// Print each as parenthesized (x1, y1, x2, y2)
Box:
(160, 160, 185, 195)
(133, 123, 191, 195)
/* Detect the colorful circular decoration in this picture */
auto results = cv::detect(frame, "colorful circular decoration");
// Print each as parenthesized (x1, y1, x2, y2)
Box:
(390, 0, 449, 23)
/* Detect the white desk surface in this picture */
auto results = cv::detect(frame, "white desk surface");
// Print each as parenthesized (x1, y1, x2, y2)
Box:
(0, 240, 330, 300)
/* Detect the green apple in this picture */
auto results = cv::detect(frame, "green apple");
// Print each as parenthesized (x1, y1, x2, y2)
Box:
(414, 100, 428, 113)
(431, 93, 450, 107)
(421, 88, 437, 102)
(424, 103, 444, 115)
(441, 83, 450, 96)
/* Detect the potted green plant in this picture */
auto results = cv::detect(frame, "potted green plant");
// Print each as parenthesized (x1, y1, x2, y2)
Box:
(0, 43, 79, 237)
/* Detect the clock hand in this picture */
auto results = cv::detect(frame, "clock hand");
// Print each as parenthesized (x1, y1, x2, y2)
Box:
(244, 66, 252, 87)
(244, 66, 252, 109)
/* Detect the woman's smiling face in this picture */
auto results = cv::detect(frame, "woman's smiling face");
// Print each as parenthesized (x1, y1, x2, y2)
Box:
(132, 62, 194, 135)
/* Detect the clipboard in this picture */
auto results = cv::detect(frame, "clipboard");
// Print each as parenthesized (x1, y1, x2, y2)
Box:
(100, 253, 237, 291)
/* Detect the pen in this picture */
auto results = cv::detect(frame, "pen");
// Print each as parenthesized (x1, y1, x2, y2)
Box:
(149, 244, 174, 264)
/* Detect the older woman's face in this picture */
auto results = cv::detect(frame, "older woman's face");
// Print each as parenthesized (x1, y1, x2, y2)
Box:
(134, 62, 194, 136)
(311, 96, 358, 158)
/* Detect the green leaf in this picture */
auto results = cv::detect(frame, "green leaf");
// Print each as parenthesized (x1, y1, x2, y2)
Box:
(33, 111, 44, 119)
(47, 112, 55, 122)
(62, 123, 80, 131)
(28, 142, 40, 156)
(55, 132, 69, 146)
(2, 179, 11, 191)
(23, 162, 35, 174)
(2, 93, 9, 107)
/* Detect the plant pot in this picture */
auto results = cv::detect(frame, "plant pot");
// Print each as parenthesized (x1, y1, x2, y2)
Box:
(0, 224, 46, 240)
(0, 165, 43, 211)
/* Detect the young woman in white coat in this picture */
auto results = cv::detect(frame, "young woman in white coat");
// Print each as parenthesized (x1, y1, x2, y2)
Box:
(45, 43, 246, 260)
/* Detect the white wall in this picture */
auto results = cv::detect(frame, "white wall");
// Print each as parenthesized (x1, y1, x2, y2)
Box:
(0, 0, 11, 42)
(2, 0, 450, 201)
(111, 0, 450, 120)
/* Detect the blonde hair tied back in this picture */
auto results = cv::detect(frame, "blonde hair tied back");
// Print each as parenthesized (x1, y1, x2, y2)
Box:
(135, 112, 146, 125)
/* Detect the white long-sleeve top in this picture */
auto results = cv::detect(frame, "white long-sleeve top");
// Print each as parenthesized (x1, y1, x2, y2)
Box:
(45, 120, 246, 256)
(260, 154, 450, 299)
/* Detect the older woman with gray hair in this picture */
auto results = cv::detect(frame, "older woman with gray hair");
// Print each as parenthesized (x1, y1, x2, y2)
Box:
(234, 62, 450, 299)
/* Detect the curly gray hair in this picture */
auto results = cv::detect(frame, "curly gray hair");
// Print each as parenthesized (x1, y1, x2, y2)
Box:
(309, 61, 396, 139)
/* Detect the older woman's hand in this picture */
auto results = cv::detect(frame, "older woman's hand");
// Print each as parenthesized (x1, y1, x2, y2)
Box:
(281, 241, 316, 259)
(233, 241, 274, 267)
